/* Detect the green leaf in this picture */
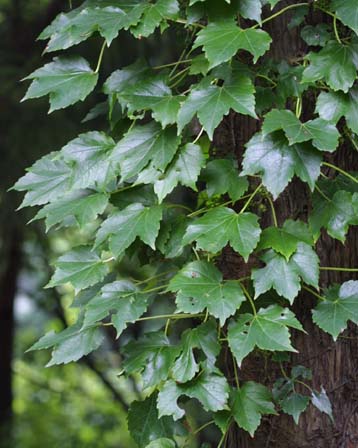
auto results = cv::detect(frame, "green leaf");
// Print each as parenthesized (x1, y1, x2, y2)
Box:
(312, 281, 358, 340)
(131, 0, 179, 38)
(302, 41, 358, 92)
(172, 320, 220, 382)
(145, 143, 205, 203)
(281, 393, 309, 424)
(33, 191, 109, 231)
(146, 439, 176, 448)
(332, 0, 358, 35)
(311, 388, 334, 421)
(183, 207, 261, 261)
(128, 394, 174, 448)
(252, 243, 320, 303)
(237, 0, 262, 22)
(112, 122, 180, 181)
(193, 20, 272, 68)
(29, 321, 104, 366)
(13, 153, 71, 208)
(231, 382, 277, 436)
(177, 71, 256, 138)
(61, 131, 116, 190)
(83, 280, 148, 337)
(22, 56, 98, 112)
(116, 71, 182, 127)
(258, 219, 314, 260)
(263, 109, 340, 152)
(228, 305, 303, 366)
(47, 247, 109, 292)
(157, 368, 229, 420)
(39, 1, 146, 51)
(242, 132, 322, 199)
(202, 159, 249, 201)
(301, 24, 332, 47)
(168, 261, 245, 325)
(95, 203, 163, 257)
(123, 332, 180, 388)
(310, 187, 358, 242)
(315, 88, 358, 133)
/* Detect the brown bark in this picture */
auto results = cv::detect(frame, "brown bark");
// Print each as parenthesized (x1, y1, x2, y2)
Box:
(214, 3, 358, 447)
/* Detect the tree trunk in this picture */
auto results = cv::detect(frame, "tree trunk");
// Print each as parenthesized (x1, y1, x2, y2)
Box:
(214, 3, 358, 447)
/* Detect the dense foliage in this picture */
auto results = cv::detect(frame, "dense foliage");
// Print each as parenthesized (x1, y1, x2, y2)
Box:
(14, 0, 358, 445)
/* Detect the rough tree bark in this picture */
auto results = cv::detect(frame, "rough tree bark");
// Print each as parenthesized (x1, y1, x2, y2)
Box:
(213, 3, 358, 447)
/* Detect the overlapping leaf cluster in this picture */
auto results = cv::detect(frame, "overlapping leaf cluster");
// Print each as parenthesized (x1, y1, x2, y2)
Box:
(14, 0, 358, 444)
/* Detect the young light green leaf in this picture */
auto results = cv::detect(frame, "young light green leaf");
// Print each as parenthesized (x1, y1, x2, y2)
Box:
(157, 369, 229, 420)
(177, 69, 256, 138)
(128, 394, 174, 448)
(123, 332, 180, 389)
(112, 122, 180, 181)
(168, 261, 245, 325)
(193, 20, 272, 68)
(263, 109, 340, 152)
(232, 382, 277, 436)
(183, 208, 261, 261)
(242, 132, 322, 199)
(22, 57, 98, 112)
(47, 247, 109, 292)
(83, 280, 148, 338)
(95, 204, 163, 257)
(33, 191, 109, 231)
(302, 41, 358, 93)
(258, 219, 314, 260)
(312, 281, 358, 340)
(228, 305, 303, 366)
(252, 243, 320, 303)
(61, 131, 116, 190)
(13, 153, 71, 208)
(202, 159, 249, 201)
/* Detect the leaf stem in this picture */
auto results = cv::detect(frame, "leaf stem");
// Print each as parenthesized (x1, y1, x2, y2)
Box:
(137, 313, 205, 322)
(193, 126, 205, 144)
(320, 266, 358, 273)
(256, 73, 277, 87)
(266, 196, 278, 227)
(218, 425, 230, 448)
(333, 15, 342, 44)
(232, 353, 240, 388)
(302, 285, 325, 301)
(95, 41, 106, 74)
(165, 203, 193, 213)
(322, 162, 358, 185)
(239, 183, 262, 214)
(240, 282, 257, 316)
(315, 184, 331, 203)
(192, 420, 215, 435)
(295, 379, 313, 393)
(153, 59, 193, 70)
(252, 3, 309, 29)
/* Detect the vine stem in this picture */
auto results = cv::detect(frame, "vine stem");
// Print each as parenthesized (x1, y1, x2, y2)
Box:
(333, 15, 342, 44)
(240, 282, 257, 316)
(320, 266, 358, 273)
(95, 41, 106, 74)
(266, 196, 278, 227)
(137, 313, 205, 322)
(252, 3, 309, 29)
(239, 183, 262, 214)
(322, 161, 358, 185)
(218, 424, 230, 448)
(302, 285, 325, 301)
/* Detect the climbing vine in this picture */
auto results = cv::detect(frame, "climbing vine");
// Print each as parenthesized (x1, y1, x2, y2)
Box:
(14, 0, 358, 445)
